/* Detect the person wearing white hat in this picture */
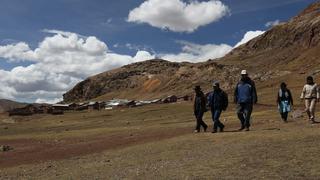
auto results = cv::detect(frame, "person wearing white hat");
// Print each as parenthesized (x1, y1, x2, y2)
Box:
(241, 70, 247, 75)
(234, 70, 257, 131)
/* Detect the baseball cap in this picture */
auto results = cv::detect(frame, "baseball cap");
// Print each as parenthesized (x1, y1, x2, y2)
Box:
(241, 70, 248, 75)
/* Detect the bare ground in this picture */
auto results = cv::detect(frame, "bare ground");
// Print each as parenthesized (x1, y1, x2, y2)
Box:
(0, 103, 320, 179)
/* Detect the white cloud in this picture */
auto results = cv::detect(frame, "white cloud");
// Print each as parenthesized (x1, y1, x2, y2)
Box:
(35, 97, 63, 104)
(0, 30, 155, 103)
(0, 29, 264, 103)
(265, 20, 281, 28)
(234, 30, 265, 48)
(128, 0, 230, 33)
(0, 42, 37, 62)
(160, 41, 232, 62)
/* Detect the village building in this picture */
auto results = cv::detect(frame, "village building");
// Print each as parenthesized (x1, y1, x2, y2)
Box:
(162, 95, 178, 103)
(52, 104, 70, 111)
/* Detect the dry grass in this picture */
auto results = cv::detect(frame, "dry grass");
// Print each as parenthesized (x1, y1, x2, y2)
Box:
(1, 102, 320, 179)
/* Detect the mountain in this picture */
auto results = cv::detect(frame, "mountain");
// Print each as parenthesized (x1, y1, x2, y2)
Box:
(63, 59, 240, 102)
(0, 99, 28, 113)
(63, 1, 320, 104)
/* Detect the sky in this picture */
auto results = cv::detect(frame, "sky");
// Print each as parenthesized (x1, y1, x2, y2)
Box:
(0, 0, 317, 103)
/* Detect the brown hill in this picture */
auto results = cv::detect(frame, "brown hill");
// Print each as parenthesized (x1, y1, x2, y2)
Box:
(0, 99, 27, 113)
(63, 1, 320, 104)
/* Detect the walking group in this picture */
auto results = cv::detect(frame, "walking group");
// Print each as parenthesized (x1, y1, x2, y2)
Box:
(193, 70, 320, 133)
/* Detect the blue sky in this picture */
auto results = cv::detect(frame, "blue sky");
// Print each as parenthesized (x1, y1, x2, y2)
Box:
(0, 0, 317, 103)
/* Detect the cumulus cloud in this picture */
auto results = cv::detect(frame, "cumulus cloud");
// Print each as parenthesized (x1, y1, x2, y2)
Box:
(234, 30, 265, 48)
(0, 42, 36, 62)
(128, 0, 230, 33)
(0, 30, 155, 103)
(0, 29, 264, 103)
(160, 41, 232, 62)
(265, 20, 281, 28)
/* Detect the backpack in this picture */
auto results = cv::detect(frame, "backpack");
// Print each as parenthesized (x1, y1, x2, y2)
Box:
(221, 91, 228, 111)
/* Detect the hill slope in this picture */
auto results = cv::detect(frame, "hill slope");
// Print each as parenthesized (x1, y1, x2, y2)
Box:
(0, 99, 27, 113)
(63, 1, 320, 103)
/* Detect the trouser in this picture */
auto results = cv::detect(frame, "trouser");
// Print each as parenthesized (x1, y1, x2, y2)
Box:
(237, 103, 253, 128)
(195, 112, 207, 131)
(211, 109, 224, 130)
(280, 112, 288, 121)
(305, 98, 316, 121)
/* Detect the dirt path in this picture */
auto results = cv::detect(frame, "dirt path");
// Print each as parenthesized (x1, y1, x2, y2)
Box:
(0, 127, 191, 168)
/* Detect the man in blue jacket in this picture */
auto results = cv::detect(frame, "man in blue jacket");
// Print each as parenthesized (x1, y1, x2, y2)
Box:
(234, 70, 257, 131)
(207, 81, 228, 133)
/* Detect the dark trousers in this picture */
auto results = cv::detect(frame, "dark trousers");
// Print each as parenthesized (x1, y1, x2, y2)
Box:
(280, 112, 288, 121)
(237, 103, 253, 128)
(195, 112, 207, 131)
(211, 109, 224, 130)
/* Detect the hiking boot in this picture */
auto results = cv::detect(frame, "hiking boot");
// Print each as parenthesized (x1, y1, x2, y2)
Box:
(204, 126, 208, 132)
(238, 127, 245, 131)
(220, 125, 225, 132)
(212, 129, 217, 133)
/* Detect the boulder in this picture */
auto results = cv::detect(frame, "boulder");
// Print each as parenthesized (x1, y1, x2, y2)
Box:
(0, 145, 12, 152)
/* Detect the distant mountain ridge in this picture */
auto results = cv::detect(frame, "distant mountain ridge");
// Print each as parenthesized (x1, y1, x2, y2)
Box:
(0, 99, 28, 113)
(63, 1, 320, 104)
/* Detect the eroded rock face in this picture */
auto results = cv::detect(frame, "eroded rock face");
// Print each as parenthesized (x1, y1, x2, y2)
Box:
(63, 2, 320, 103)
(63, 59, 239, 102)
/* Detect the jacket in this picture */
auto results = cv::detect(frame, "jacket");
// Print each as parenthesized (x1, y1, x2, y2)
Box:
(300, 83, 319, 99)
(207, 89, 228, 111)
(234, 77, 257, 104)
(194, 91, 207, 115)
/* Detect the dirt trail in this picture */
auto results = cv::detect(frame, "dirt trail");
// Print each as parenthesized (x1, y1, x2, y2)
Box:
(0, 127, 190, 168)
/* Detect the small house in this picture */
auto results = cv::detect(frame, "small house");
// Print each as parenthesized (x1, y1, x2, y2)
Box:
(162, 95, 178, 103)
(88, 102, 100, 110)
(52, 104, 70, 111)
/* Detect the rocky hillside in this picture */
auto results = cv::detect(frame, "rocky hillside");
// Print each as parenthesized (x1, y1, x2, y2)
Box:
(63, 1, 320, 103)
(63, 59, 240, 102)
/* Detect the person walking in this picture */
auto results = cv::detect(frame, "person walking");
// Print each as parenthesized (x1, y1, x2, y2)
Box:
(193, 85, 208, 133)
(300, 76, 320, 123)
(277, 82, 293, 122)
(234, 70, 257, 131)
(207, 81, 228, 133)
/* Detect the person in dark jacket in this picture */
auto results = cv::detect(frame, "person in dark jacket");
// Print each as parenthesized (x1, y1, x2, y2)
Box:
(193, 86, 208, 133)
(207, 81, 228, 133)
(277, 82, 293, 122)
(234, 70, 257, 131)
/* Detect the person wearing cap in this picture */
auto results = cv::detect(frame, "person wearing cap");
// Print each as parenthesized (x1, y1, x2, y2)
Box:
(277, 82, 293, 122)
(193, 85, 208, 133)
(234, 70, 257, 131)
(300, 76, 320, 123)
(207, 81, 228, 133)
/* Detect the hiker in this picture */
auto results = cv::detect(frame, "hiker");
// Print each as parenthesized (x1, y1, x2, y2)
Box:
(300, 76, 320, 123)
(207, 81, 228, 133)
(193, 85, 208, 133)
(277, 82, 293, 122)
(234, 70, 257, 131)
